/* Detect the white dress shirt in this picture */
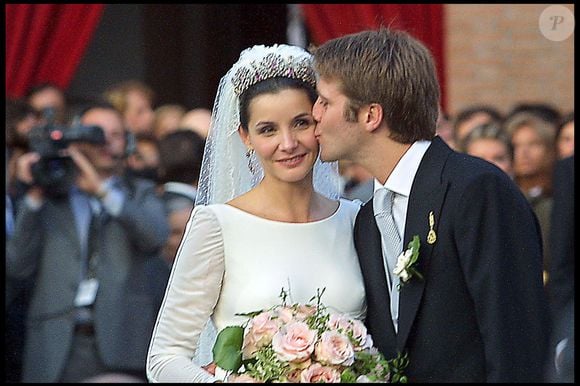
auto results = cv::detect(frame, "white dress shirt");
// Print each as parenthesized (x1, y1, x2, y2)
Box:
(372, 140, 431, 332)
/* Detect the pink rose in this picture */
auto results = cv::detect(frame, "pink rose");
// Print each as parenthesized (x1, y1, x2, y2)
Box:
(300, 363, 341, 383)
(285, 367, 305, 383)
(293, 304, 317, 321)
(314, 330, 355, 366)
(243, 311, 279, 358)
(327, 314, 372, 351)
(276, 305, 317, 324)
(276, 307, 295, 324)
(271, 321, 317, 363)
(327, 313, 352, 331)
(288, 357, 311, 369)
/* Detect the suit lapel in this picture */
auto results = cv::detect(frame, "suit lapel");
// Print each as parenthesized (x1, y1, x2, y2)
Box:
(396, 136, 451, 351)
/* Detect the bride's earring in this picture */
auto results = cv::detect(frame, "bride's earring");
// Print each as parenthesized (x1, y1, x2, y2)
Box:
(246, 148, 257, 174)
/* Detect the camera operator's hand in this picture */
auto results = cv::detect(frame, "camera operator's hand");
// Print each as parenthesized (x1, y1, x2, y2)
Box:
(67, 146, 105, 197)
(15, 152, 44, 202)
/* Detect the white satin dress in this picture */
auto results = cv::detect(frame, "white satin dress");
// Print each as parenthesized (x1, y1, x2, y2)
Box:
(146, 198, 366, 383)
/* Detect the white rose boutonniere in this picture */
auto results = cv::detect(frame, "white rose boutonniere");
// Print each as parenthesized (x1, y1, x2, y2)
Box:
(393, 235, 423, 289)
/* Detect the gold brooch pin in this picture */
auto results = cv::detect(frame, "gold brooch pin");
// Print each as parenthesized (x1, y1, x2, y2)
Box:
(427, 211, 437, 244)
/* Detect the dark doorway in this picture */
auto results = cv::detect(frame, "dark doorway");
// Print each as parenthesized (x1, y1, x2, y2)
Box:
(69, 4, 288, 111)
(143, 4, 288, 109)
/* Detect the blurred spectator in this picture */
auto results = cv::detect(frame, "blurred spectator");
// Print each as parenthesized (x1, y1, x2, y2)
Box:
(339, 160, 373, 203)
(555, 112, 574, 159)
(7, 102, 169, 382)
(545, 155, 574, 382)
(157, 130, 205, 266)
(5, 163, 14, 241)
(126, 132, 161, 184)
(6, 99, 39, 152)
(5, 98, 42, 383)
(461, 122, 513, 177)
(6, 147, 33, 384)
(436, 106, 455, 149)
(25, 82, 68, 125)
(178, 107, 212, 139)
(506, 102, 561, 128)
(161, 194, 194, 267)
(548, 300, 574, 383)
(153, 103, 186, 140)
(6, 98, 40, 200)
(505, 111, 557, 282)
(103, 80, 156, 136)
(157, 130, 205, 191)
(452, 105, 503, 148)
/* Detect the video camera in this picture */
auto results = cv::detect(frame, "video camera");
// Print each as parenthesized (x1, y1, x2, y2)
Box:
(28, 114, 106, 197)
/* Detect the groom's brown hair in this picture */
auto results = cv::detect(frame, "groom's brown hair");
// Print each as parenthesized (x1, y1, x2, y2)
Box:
(312, 28, 440, 143)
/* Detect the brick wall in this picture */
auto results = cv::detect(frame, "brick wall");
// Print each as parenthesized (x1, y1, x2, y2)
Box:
(445, 4, 574, 117)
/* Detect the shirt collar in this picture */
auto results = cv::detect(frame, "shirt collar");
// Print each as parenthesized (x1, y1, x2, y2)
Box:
(373, 140, 431, 197)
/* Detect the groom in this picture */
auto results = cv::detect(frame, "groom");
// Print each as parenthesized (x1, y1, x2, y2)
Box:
(312, 28, 549, 382)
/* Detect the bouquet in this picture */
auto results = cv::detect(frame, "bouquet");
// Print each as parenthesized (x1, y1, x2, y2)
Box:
(212, 288, 409, 383)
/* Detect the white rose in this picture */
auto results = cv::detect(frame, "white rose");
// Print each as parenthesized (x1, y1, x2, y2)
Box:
(398, 269, 410, 282)
(356, 375, 372, 383)
(393, 249, 412, 276)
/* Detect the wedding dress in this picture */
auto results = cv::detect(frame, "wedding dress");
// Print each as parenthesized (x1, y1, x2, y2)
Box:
(147, 198, 366, 382)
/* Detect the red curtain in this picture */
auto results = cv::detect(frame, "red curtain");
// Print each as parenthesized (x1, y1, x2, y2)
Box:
(6, 4, 105, 98)
(300, 4, 446, 111)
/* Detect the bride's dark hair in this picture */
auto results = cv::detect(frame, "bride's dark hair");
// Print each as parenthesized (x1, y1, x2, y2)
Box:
(239, 77, 318, 131)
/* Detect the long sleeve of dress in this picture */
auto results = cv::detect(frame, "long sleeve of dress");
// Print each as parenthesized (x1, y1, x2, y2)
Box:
(147, 205, 224, 383)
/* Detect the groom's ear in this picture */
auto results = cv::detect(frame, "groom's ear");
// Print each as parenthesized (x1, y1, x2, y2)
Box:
(361, 103, 383, 133)
(238, 126, 251, 147)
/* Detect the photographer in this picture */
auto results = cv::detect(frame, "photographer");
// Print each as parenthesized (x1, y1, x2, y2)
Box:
(7, 102, 170, 383)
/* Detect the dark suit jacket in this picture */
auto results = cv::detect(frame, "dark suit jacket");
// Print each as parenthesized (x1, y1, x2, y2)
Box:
(546, 155, 574, 330)
(354, 136, 549, 382)
(7, 177, 170, 383)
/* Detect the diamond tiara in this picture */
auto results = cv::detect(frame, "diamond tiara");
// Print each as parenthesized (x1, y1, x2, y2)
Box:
(231, 51, 316, 96)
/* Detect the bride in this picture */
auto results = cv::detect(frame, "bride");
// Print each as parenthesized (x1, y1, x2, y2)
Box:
(146, 44, 366, 382)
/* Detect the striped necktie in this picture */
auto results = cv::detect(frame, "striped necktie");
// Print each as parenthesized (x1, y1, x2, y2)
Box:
(374, 187, 403, 332)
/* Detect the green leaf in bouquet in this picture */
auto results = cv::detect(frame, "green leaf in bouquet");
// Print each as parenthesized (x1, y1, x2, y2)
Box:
(212, 326, 244, 371)
(389, 352, 410, 383)
(235, 310, 266, 318)
(340, 367, 357, 383)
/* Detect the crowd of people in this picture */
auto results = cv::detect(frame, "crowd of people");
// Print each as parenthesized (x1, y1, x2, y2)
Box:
(5, 28, 574, 383)
(5, 82, 210, 383)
